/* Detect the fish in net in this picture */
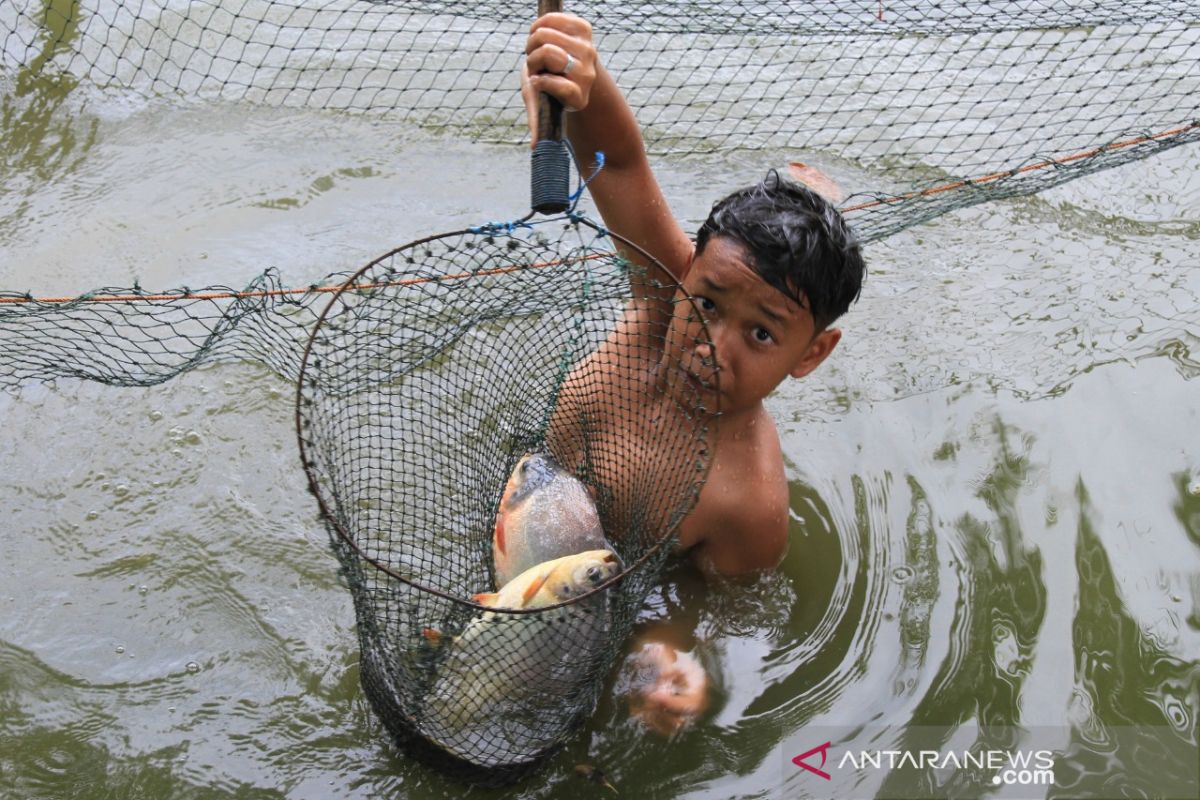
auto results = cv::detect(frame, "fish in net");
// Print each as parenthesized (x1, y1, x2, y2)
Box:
(295, 213, 719, 778)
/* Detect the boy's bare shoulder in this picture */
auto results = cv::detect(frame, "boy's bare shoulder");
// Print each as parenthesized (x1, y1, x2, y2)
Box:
(677, 406, 789, 577)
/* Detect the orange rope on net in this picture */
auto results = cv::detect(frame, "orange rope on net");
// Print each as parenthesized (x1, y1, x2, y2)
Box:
(0, 253, 611, 305)
(841, 123, 1199, 214)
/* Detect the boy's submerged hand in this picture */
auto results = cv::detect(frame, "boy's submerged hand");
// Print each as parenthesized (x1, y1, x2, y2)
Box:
(627, 640, 709, 735)
(522, 13, 597, 146)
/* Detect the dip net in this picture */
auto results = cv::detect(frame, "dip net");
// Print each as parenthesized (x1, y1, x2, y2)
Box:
(295, 216, 715, 777)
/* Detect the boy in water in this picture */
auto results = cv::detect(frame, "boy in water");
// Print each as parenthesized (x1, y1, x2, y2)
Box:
(523, 14, 865, 732)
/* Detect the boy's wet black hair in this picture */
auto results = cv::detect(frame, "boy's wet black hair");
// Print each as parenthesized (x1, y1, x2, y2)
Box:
(695, 171, 865, 331)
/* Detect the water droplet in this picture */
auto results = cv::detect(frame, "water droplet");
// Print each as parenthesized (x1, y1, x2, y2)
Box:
(114, 485, 129, 497)
(186, 662, 200, 673)
(85, 511, 99, 521)
(149, 410, 163, 422)
(167, 706, 176, 713)
(185, 431, 202, 445)
(138, 585, 148, 595)
(115, 645, 125, 654)
(171, 448, 183, 457)
(1189, 480, 1200, 497)
(891, 565, 915, 583)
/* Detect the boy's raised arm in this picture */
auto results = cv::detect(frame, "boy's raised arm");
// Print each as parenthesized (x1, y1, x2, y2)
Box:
(523, 13, 695, 281)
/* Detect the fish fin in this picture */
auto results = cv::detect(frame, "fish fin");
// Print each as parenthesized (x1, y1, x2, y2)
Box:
(494, 514, 506, 555)
(473, 592, 500, 607)
(521, 571, 552, 605)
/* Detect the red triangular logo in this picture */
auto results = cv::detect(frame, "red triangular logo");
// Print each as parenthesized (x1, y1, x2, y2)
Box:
(792, 741, 833, 780)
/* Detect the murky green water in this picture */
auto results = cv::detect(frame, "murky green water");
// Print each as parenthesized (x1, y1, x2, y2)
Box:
(2, 14, 1199, 800)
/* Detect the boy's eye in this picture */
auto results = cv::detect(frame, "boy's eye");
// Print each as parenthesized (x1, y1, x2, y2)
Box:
(753, 327, 773, 344)
(697, 296, 715, 312)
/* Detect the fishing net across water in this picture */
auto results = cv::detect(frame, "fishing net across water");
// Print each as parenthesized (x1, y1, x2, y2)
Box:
(1, 1, 1197, 392)
(295, 215, 716, 776)
(3, 0, 1198, 238)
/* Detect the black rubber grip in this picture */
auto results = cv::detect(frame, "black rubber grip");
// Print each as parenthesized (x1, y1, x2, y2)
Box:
(531, 138, 570, 214)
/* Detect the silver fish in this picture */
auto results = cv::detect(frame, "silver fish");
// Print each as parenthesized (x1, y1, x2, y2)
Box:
(420, 550, 621, 767)
(492, 452, 609, 588)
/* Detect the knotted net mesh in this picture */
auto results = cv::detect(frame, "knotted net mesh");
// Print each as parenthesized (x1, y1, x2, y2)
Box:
(3, 0, 1197, 241)
(295, 217, 714, 776)
(2, 0, 1198, 389)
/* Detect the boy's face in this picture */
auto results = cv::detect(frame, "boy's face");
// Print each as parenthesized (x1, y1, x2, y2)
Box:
(665, 236, 841, 416)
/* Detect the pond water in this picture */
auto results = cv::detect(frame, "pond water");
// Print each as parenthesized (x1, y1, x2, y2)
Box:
(2, 39, 1199, 800)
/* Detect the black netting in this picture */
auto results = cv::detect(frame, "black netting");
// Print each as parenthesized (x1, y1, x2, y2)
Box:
(3, 1, 1197, 390)
(295, 217, 714, 776)
(3, 0, 1197, 236)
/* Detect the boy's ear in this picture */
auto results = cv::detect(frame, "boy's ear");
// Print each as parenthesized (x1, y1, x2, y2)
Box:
(790, 327, 841, 379)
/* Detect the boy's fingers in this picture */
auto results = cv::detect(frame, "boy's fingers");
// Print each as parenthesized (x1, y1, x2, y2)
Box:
(527, 73, 585, 113)
(526, 25, 592, 57)
(520, 63, 538, 147)
(526, 42, 576, 77)
(522, 13, 595, 135)
(528, 12, 591, 39)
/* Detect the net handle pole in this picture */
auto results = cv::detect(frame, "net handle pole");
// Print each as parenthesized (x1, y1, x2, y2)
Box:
(531, 0, 569, 214)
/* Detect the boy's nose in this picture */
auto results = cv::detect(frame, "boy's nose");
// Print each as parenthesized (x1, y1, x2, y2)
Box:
(691, 337, 722, 372)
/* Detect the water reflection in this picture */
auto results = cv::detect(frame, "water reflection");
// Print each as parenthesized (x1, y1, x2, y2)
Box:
(2, 327, 1198, 798)
(1, 0, 96, 240)
(1058, 486, 1200, 799)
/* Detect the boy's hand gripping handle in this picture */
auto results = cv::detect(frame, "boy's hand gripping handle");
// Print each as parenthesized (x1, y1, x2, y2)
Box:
(531, 0, 569, 214)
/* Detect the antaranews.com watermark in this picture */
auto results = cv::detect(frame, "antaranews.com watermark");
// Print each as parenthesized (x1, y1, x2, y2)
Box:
(782, 726, 1199, 799)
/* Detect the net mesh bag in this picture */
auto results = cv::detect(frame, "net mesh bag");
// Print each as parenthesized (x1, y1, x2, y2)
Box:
(295, 215, 716, 777)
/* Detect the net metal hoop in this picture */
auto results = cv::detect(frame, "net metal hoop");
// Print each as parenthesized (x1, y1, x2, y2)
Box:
(294, 213, 718, 615)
